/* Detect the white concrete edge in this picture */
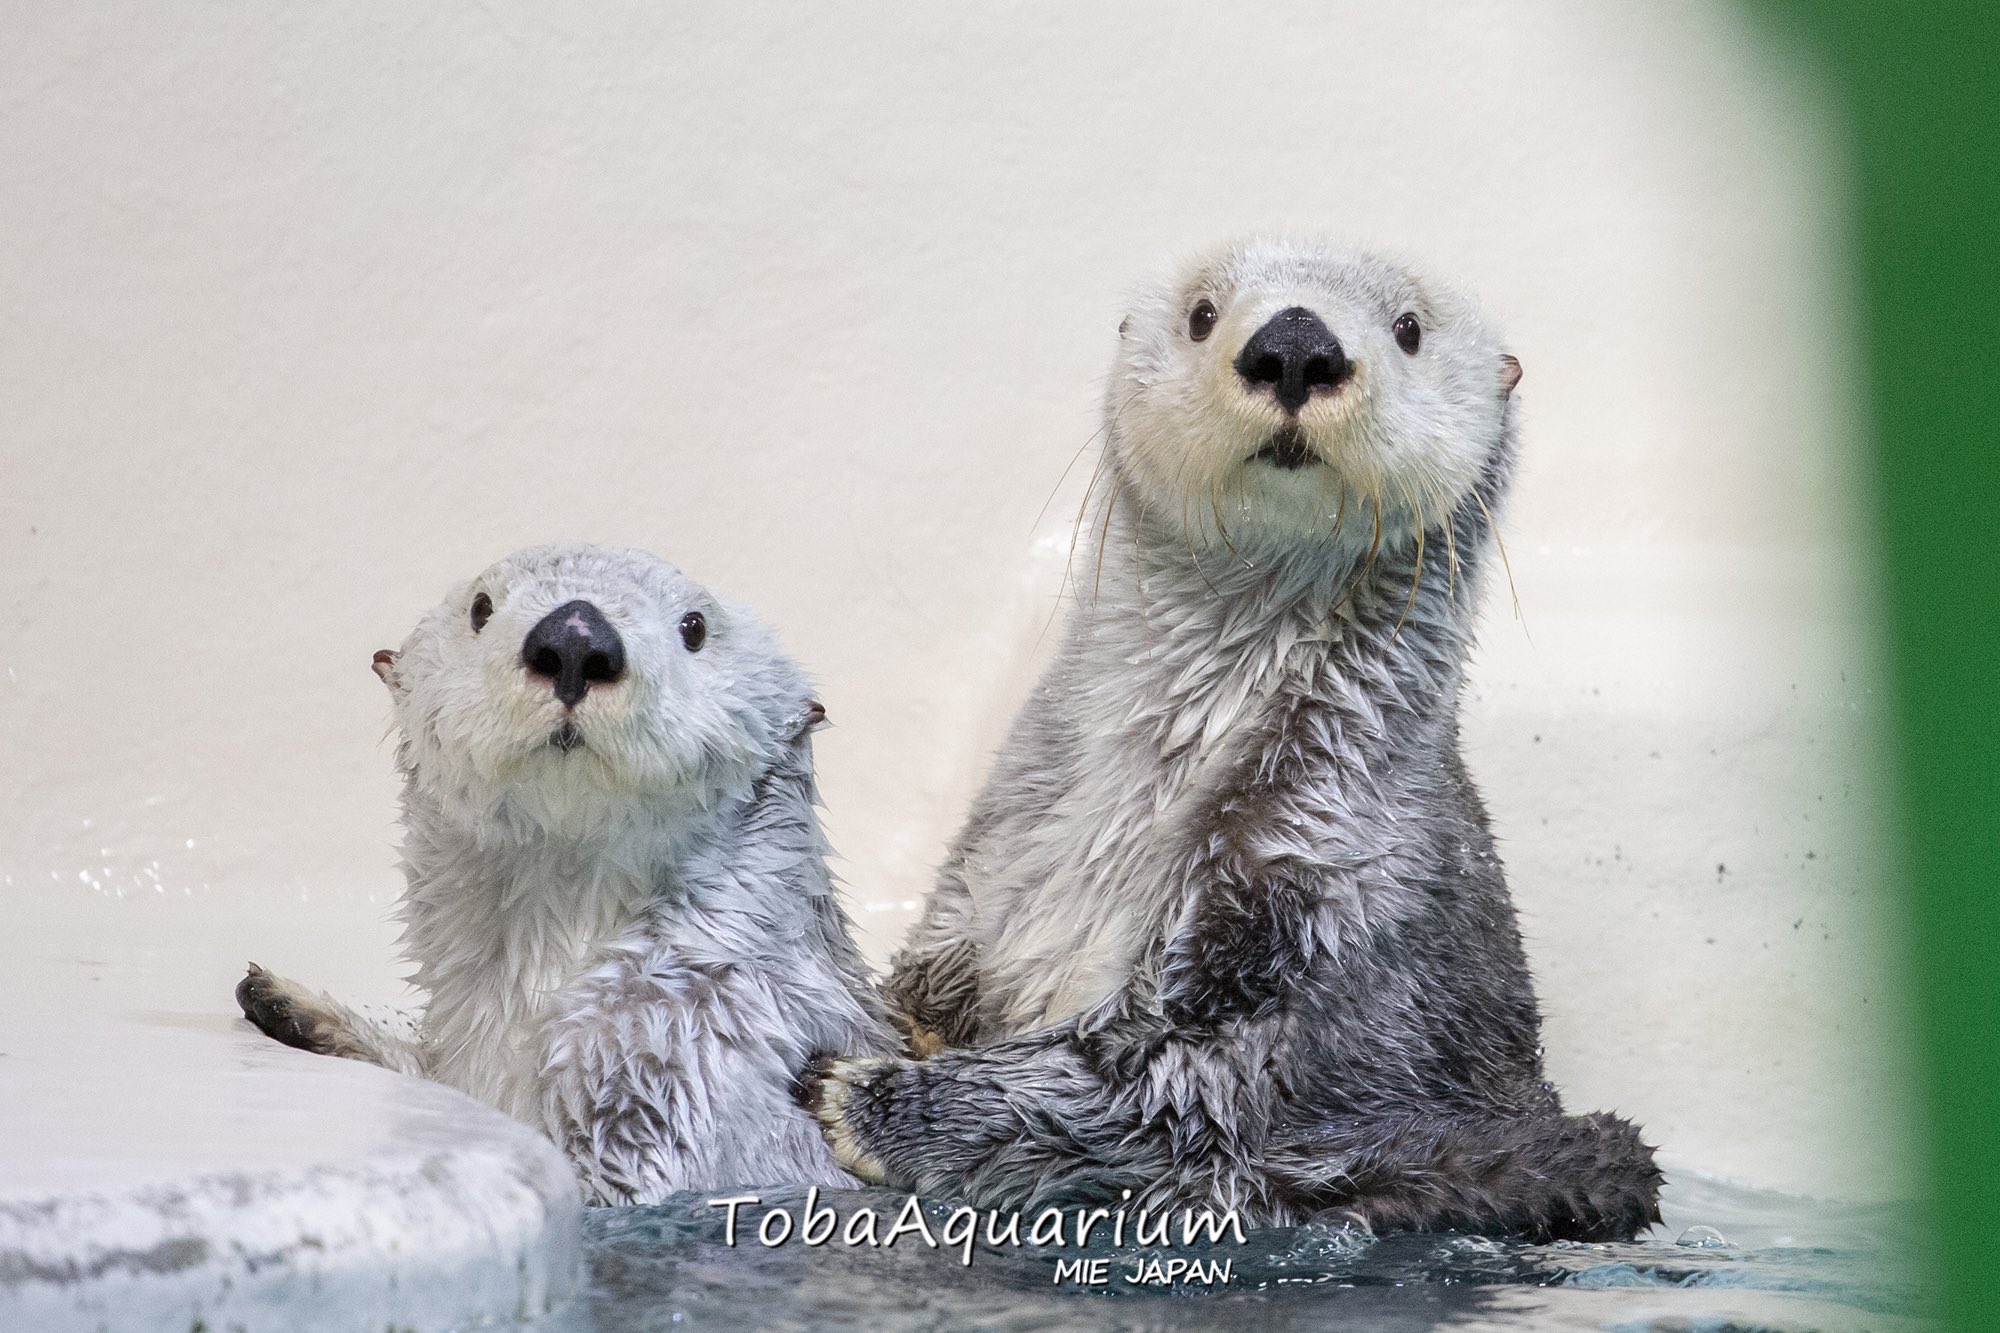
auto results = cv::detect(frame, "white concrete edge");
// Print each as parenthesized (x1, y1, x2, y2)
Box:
(0, 1102, 582, 1333)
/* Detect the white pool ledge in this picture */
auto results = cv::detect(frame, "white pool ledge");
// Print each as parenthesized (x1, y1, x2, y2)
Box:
(0, 956, 580, 1333)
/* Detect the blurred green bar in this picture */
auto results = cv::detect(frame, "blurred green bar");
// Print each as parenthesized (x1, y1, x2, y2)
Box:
(1760, 4, 2000, 1329)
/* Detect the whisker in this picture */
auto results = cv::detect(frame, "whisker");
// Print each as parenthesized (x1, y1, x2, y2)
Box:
(1185, 486, 1221, 597)
(1069, 397, 1139, 552)
(1032, 417, 1111, 534)
(1471, 489, 1524, 625)
(1041, 391, 1142, 647)
(1444, 510, 1460, 602)
(1133, 488, 1158, 631)
(1311, 484, 1354, 631)
(1093, 482, 1122, 603)
(1391, 488, 1426, 640)
(1358, 487, 1384, 589)
(1333, 487, 1386, 619)
(1045, 446, 1112, 643)
(1209, 487, 1251, 570)
(1066, 446, 1113, 578)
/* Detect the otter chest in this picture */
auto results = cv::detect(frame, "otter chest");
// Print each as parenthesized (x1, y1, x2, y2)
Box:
(969, 676, 1285, 1030)
(963, 591, 1360, 1033)
(410, 853, 656, 1121)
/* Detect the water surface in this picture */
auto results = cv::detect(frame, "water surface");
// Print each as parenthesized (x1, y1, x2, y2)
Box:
(546, 1173, 1925, 1332)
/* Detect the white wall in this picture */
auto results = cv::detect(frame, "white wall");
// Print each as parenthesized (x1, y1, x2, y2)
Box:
(0, 2, 1912, 1201)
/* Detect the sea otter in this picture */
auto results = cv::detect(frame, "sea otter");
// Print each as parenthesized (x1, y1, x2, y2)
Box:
(809, 239, 1662, 1242)
(237, 541, 897, 1203)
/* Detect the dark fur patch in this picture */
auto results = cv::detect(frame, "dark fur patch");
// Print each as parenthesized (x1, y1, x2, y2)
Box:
(790, 1054, 835, 1113)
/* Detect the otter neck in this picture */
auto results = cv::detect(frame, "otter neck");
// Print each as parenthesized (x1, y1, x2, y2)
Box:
(397, 780, 750, 1118)
(1071, 466, 1491, 729)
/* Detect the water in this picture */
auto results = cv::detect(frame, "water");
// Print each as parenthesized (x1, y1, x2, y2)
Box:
(539, 1173, 1928, 1332)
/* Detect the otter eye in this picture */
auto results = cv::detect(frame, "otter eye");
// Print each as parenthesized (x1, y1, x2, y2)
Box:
(1188, 299, 1218, 342)
(679, 611, 706, 652)
(1393, 312, 1421, 355)
(469, 593, 493, 633)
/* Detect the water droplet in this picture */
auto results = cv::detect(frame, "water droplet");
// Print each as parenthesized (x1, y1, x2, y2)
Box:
(1675, 1225, 1730, 1248)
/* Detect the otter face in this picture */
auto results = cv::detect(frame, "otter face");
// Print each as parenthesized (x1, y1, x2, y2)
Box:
(1110, 238, 1521, 552)
(372, 542, 816, 839)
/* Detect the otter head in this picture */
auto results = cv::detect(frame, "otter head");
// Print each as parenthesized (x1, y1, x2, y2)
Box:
(371, 542, 822, 840)
(1110, 238, 1521, 556)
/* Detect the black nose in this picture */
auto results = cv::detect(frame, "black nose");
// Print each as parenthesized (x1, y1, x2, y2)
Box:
(521, 600, 626, 709)
(1234, 307, 1350, 414)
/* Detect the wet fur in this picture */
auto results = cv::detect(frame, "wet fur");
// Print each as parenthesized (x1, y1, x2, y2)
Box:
(812, 241, 1662, 1242)
(237, 543, 898, 1203)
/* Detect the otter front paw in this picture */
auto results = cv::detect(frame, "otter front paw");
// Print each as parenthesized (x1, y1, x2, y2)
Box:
(235, 963, 341, 1056)
(799, 1055, 902, 1185)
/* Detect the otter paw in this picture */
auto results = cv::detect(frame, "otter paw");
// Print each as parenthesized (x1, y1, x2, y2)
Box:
(804, 1055, 900, 1185)
(905, 1026, 946, 1060)
(235, 963, 338, 1056)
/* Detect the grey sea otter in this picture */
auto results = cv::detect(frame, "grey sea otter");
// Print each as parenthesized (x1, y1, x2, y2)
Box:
(237, 541, 897, 1203)
(809, 239, 1662, 1242)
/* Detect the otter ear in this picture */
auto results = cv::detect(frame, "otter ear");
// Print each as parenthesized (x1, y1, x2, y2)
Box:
(1499, 354, 1523, 397)
(789, 699, 828, 740)
(1118, 316, 1130, 336)
(371, 649, 402, 693)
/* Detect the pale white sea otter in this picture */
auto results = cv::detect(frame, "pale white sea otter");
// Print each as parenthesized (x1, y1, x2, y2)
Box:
(237, 541, 896, 1203)
(809, 239, 1663, 1242)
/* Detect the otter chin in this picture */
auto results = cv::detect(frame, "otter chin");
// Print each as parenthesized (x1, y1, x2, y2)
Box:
(1250, 426, 1322, 471)
(812, 238, 1661, 1244)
